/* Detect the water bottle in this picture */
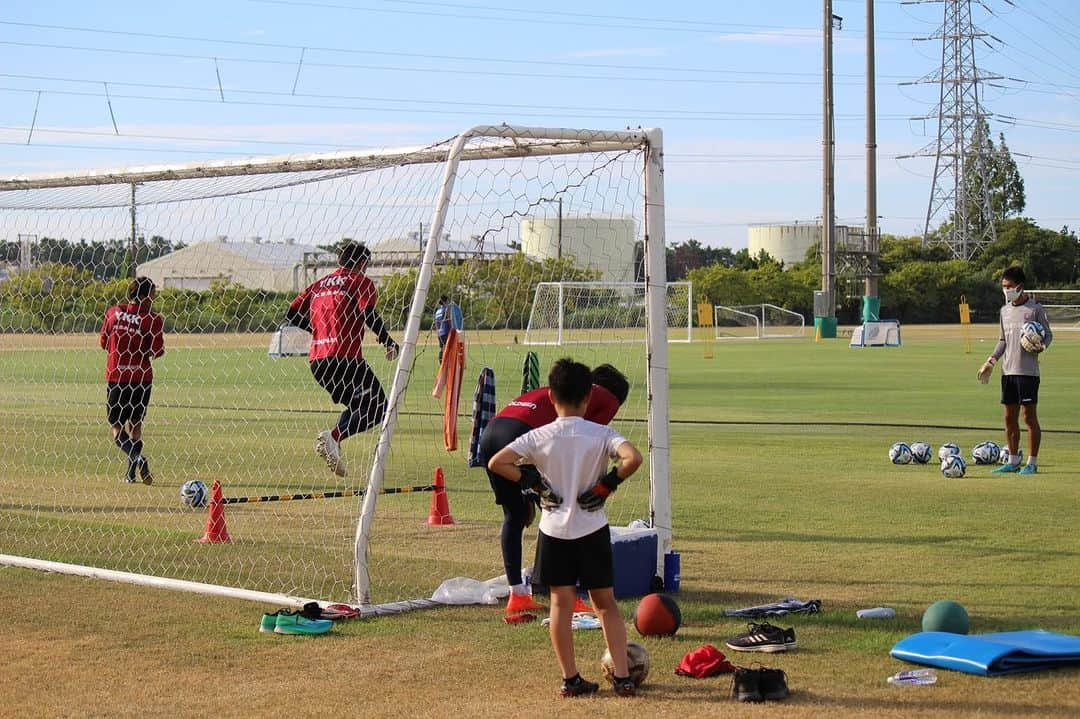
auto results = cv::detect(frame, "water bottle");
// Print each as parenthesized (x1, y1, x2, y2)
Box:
(856, 607, 896, 619)
(887, 668, 937, 686)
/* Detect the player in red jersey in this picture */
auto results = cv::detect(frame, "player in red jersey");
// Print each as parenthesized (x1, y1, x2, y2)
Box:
(478, 363, 629, 613)
(285, 241, 399, 477)
(99, 277, 165, 485)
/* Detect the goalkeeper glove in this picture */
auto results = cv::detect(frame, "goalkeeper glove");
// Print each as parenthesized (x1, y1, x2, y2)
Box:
(518, 464, 562, 511)
(385, 339, 400, 361)
(577, 467, 623, 512)
(977, 358, 994, 384)
(1020, 334, 1045, 354)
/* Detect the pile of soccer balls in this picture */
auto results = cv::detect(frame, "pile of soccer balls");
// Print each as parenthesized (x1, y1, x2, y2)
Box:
(889, 440, 1011, 479)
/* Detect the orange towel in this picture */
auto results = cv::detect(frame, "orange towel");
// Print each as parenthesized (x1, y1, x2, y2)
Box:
(432, 329, 465, 451)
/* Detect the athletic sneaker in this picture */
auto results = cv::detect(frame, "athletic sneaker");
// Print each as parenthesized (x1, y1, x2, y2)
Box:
(135, 456, 153, 485)
(725, 623, 797, 653)
(730, 667, 763, 702)
(572, 596, 594, 614)
(757, 667, 790, 700)
(274, 612, 333, 635)
(505, 592, 546, 614)
(260, 609, 288, 633)
(1018, 464, 1038, 476)
(558, 674, 599, 698)
(611, 676, 636, 697)
(991, 463, 1021, 474)
(124, 458, 138, 484)
(315, 430, 347, 477)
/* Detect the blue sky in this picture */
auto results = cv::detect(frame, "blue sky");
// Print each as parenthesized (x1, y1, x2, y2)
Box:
(2, 0, 1077, 249)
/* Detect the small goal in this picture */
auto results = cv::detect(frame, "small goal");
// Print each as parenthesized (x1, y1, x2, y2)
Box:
(1028, 290, 1080, 331)
(850, 320, 902, 347)
(267, 324, 312, 358)
(713, 303, 805, 340)
(524, 281, 692, 345)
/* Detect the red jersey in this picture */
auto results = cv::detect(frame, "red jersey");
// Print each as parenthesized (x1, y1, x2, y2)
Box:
(495, 385, 620, 429)
(288, 268, 378, 361)
(99, 303, 165, 383)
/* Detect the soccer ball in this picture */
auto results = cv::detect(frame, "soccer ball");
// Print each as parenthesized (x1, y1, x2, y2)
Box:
(938, 443, 961, 461)
(180, 480, 209, 508)
(1001, 448, 1023, 465)
(910, 441, 933, 464)
(600, 641, 650, 687)
(972, 441, 1002, 465)
(941, 455, 967, 479)
(1021, 321, 1046, 353)
(889, 442, 913, 465)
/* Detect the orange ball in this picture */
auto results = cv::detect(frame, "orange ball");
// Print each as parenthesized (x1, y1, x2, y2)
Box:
(633, 593, 681, 637)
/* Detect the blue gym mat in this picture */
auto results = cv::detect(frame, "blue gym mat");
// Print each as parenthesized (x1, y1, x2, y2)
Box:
(891, 630, 1080, 676)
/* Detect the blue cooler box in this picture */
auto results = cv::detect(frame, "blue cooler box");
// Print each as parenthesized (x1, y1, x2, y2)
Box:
(610, 526, 658, 599)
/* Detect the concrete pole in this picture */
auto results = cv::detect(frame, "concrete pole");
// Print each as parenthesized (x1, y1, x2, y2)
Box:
(822, 0, 837, 324)
(865, 0, 879, 299)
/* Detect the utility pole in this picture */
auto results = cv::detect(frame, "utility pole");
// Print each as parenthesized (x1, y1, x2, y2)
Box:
(865, 0, 879, 306)
(817, 1, 841, 338)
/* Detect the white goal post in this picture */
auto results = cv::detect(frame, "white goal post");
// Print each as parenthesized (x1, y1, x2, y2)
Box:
(1027, 290, 1080, 331)
(0, 124, 672, 609)
(523, 281, 692, 345)
(714, 303, 805, 340)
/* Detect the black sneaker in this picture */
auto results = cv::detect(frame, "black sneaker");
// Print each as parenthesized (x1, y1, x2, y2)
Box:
(731, 667, 762, 702)
(124, 458, 138, 484)
(611, 676, 636, 697)
(136, 456, 153, 486)
(559, 674, 599, 698)
(725, 622, 796, 653)
(758, 667, 790, 700)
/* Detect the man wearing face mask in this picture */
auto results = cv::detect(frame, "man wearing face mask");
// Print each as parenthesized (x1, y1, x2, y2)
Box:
(977, 267, 1053, 475)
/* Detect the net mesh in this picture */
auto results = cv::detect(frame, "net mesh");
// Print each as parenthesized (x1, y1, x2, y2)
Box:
(0, 128, 662, 605)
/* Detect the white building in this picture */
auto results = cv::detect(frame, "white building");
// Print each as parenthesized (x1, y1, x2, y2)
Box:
(520, 216, 637, 282)
(747, 223, 858, 268)
(137, 238, 330, 292)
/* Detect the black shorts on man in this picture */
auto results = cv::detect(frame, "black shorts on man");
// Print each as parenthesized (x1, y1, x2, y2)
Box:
(533, 525, 614, 591)
(106, 382, 152, 424)
(1000, 375, 1039, 406)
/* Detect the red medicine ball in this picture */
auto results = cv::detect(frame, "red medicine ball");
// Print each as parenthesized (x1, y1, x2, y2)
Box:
(633, 593, 681, 637)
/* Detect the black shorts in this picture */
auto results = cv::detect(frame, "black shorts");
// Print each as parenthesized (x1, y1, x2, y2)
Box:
(479, 417, 532, 506)
(534, 525, 614, 590)
(1001, 375, 1040, 406)
(106, 382, 152, 425)
(310, 357, 382, 406)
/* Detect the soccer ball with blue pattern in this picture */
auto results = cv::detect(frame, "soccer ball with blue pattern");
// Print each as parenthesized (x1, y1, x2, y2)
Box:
(941, 454, 967, 479)
(910, 441, 933, 464)
(938, 443, 961, 461)
(1002, 448, 1023, 465)
(972, 441, 1002, 465)
(181, 480, 209, 508)
(889, 442, 913, 465)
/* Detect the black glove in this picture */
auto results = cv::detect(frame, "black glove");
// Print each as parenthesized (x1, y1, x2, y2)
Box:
(577, 467, 623, 512)
(518, 464, 562, 511)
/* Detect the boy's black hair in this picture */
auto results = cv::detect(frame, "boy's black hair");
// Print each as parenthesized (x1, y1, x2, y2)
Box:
(127, 277, 156, 302)
(339, 240, 371, 270)
(1002, 266, 1026, 286)
(591, 363, 629, 405)
(439, 295, 449, 303)
(548, 358, 592, 406)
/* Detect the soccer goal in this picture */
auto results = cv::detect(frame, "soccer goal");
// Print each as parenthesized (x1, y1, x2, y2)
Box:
(714, 303, 806, 340)
(524, 281, 692, 345)
(1028, 290, 1080, 331)
(850, 320, 902, 347)
(268, 324, 312, 358)
(0, 125, 672, 610)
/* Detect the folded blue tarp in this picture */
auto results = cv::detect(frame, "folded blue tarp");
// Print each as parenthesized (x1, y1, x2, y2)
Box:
(891, 630, 1080, 676)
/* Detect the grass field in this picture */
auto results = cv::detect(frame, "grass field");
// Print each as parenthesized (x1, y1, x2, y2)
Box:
(2, 325, 1079, 718)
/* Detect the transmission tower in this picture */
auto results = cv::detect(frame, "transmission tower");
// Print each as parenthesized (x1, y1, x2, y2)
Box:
(903, 0, 1000, 259)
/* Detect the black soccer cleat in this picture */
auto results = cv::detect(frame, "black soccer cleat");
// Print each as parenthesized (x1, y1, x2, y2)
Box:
(611, 676, 637, 697)
(559, 674, 599, 698)
(757, 667, 790, 700)
(136, 456, 154, 486)
(730, 667, 763, 702)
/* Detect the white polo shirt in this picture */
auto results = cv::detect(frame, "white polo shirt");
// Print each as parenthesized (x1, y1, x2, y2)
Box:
(506, 416, 628, 540)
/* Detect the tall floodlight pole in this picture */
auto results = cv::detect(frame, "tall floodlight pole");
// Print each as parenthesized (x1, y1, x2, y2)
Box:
(818, 1, 840, 338)
(901, 0, 999, 259)
(865, 0, 879, 305)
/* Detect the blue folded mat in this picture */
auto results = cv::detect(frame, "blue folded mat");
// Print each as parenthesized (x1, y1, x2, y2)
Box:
(891, 630, 1080, 676)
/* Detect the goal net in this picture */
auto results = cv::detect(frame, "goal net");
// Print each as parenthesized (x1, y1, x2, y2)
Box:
(523, 281, 692, 345)
(0, 125, 671, 609)
(1028, 290, 1080, 331)
(714, 303, 805, 340)
(850, 320, 902, 347)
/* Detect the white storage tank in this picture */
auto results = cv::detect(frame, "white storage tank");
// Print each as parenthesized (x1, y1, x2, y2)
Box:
(520, 216, 636, 282)
(747, 223, 853, 268)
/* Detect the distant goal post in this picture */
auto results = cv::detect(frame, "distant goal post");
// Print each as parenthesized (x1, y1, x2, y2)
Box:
(1027, 290, 1080, 331)
(713, 303, 805, 340)
(524, 281, 692, 345)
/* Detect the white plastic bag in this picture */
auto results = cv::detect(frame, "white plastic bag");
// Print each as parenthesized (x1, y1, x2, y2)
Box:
(431, 576, 508, 605)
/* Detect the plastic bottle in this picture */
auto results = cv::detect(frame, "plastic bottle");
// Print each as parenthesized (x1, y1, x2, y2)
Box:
(887, 668, 938, 686)
(856, 607, 897, 619)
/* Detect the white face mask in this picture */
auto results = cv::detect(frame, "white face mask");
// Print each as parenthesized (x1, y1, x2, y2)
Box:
(1004, 286, 1022, 303)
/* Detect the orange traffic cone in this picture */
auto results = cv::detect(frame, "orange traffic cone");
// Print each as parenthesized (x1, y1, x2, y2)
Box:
(196, 480, 232, 543)
(426, 467, 455, 525)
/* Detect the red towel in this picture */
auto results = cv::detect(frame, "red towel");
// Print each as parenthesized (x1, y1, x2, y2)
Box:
(432, 329, 465, 451)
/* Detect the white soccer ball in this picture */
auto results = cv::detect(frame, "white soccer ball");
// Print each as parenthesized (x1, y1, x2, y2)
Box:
(938, 443, 961, 461)
(910, 441, 933, 464)
(889, 442, 913, 465)
(181, 480, 209, 508)
(941, 455, 967, 479)
(972, 441, 1002, 465)
(1001, 448, 1023, 465)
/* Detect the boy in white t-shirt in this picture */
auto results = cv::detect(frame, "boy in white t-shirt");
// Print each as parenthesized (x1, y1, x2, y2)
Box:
(488, 358, 643, 698)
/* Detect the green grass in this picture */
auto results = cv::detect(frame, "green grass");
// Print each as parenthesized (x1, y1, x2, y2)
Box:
(2, 326, 1079, 717)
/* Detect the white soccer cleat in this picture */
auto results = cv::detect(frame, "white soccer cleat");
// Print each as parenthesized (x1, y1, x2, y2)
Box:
(315, 430, 347, 477)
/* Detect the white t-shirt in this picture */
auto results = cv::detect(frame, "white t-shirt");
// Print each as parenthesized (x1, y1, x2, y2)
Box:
(506, 416, 628, 540)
